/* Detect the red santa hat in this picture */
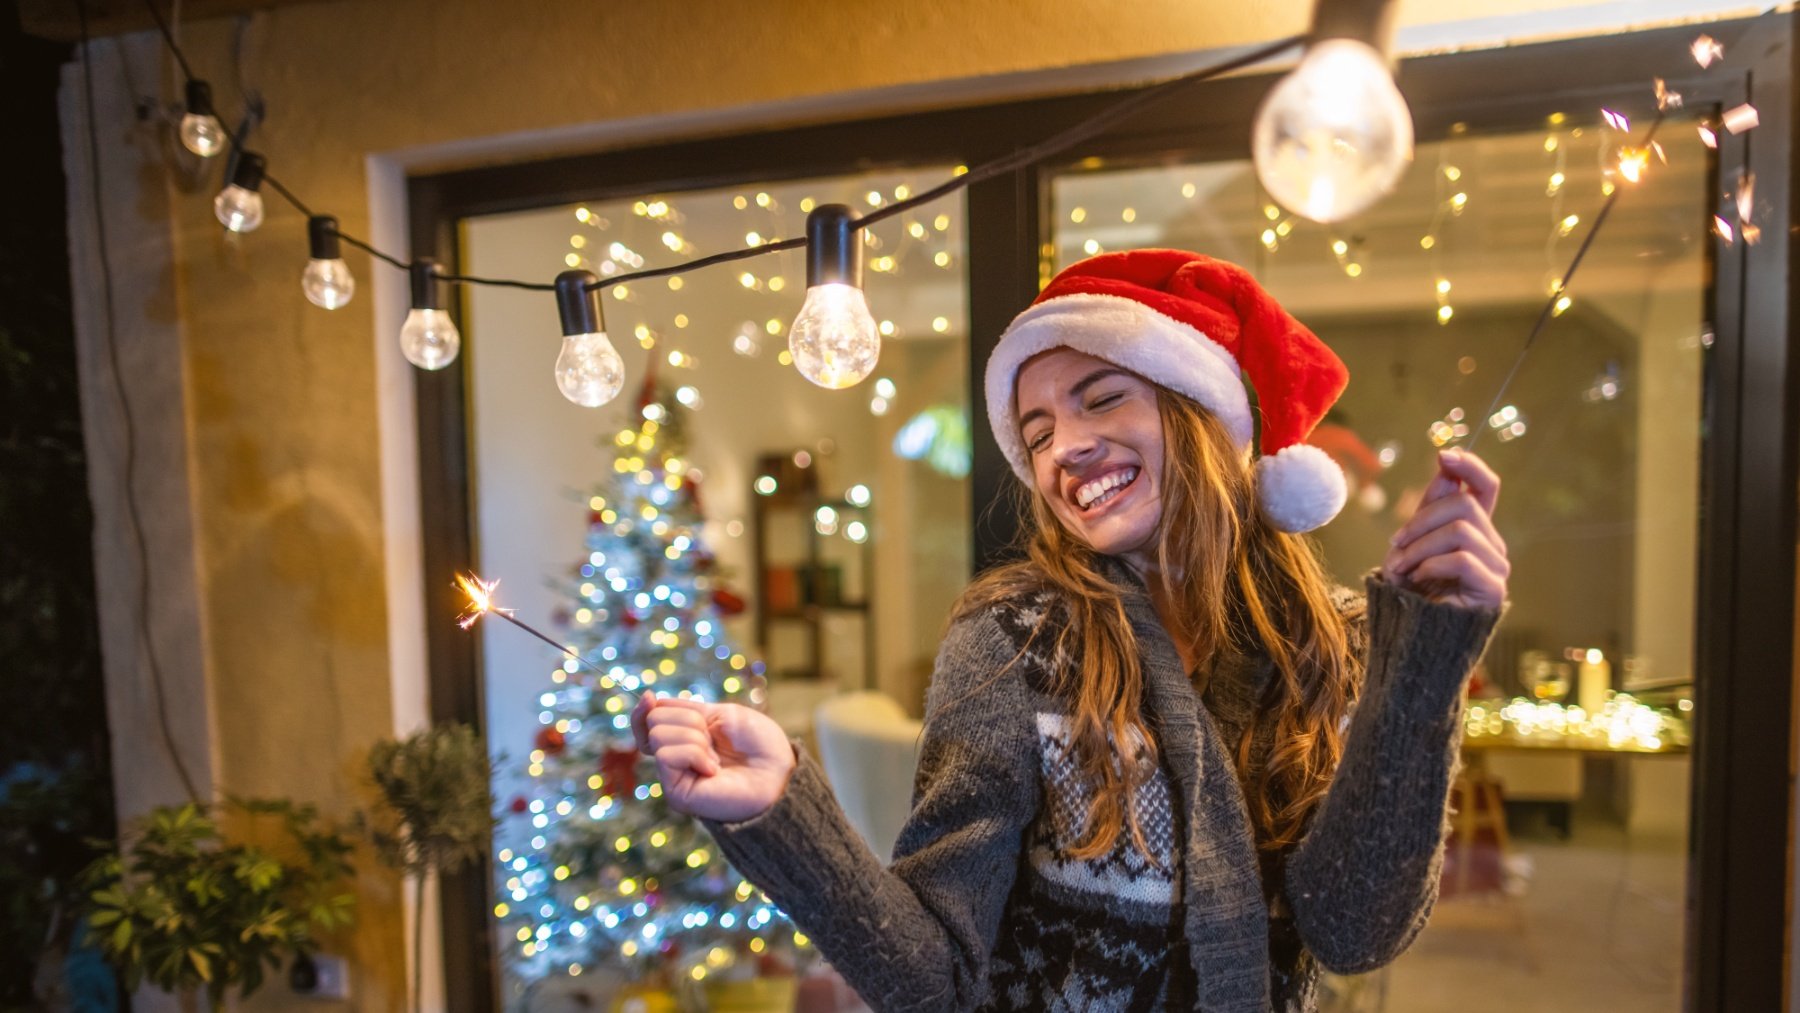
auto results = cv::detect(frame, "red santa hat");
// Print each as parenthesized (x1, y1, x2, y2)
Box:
(985, 249, 1350, 534)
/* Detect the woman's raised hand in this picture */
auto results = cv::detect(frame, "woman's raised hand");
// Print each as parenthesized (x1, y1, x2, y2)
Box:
(629, 694, 796, 823)
(1382, 448, 1510, 610)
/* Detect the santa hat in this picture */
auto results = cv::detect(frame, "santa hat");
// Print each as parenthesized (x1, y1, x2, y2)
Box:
(985, 249, 1350, 533)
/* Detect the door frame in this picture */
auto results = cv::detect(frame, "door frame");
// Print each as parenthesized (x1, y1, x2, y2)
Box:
(407, 17, 1796, 1011)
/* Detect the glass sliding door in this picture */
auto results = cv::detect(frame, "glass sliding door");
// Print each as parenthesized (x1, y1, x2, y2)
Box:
(460, 169, 970, 1007)
(1050, 115, 1707, 1011)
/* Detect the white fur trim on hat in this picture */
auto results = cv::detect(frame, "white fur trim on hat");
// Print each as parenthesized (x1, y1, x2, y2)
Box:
(985, 293, 1254, 484)
(1254, 443, 1348, 533)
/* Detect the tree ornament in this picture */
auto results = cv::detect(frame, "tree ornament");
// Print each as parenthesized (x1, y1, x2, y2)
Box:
(534, 727, 566, 756)
(712, 589, 747, 617)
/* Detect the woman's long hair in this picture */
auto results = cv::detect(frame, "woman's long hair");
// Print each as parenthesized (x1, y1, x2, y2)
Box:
(955, 387, 1362, 859)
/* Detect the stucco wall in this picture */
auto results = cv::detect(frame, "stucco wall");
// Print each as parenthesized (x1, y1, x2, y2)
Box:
(59, 1, 1761, 1010)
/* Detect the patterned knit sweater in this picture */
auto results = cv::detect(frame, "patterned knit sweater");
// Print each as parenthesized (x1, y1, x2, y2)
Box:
(704, 561, 1501, 1012)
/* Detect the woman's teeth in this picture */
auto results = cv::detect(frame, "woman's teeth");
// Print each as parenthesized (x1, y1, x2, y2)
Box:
(1076, 468, 1138, 510)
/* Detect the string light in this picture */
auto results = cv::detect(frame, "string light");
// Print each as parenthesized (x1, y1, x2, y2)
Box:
(301, 216, 354, 310)
(1252, 0, 1412, 223)
(178, 80, 224, 157)
(789, 204, 880, 389)
(552, 270, 626, 407)
(400, 259, 460, 370)
(213, 151, 267, 233)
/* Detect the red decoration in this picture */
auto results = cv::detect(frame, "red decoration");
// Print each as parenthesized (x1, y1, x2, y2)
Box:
(509, 795, 529, 814)
(535, 726, 567, 756)
(712, 588, 747, 617)
(589, 509, 606, 526)
(601, 746, 639, 795)
(620, 611, 641, 629)
(686, 474, 704, 513)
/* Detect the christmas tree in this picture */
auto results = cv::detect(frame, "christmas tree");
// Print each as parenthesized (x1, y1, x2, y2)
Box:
(494, 377, 809, 1003)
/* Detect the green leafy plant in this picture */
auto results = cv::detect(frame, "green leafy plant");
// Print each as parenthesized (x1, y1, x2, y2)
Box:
(363, 723, 495, 1013)
(79, 799, 355, 1013)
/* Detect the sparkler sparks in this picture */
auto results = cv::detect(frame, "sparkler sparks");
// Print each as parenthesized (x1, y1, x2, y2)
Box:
(456, 572, 510, 629)
(455, 571, 611, 682)
(1691, 34, 1724, 69)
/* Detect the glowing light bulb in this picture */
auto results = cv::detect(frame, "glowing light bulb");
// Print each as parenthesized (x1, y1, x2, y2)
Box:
(553, 270, 626, 407)
(400, 260, 460, 370)
(1252, 38, 1414, 223)
(789, 204, 879, 389)
(301, 216, 354, 309)
(212, 151, 267, 233)
(178, 81, 225, 158)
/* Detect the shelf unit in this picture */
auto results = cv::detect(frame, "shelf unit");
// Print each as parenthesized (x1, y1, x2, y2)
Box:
(749, 453, 875, 689)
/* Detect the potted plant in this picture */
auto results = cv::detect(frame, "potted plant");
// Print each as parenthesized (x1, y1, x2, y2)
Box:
(363, 723, 495, 1013)
(79, 798, 356, 1012)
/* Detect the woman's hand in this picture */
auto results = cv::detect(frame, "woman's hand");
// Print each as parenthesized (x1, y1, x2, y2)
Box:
(629, 694, 796, 823)
(1382, 448, 1509, 610)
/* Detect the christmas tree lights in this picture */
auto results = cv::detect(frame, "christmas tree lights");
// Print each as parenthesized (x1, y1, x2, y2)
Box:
(493, 383, 806, 996)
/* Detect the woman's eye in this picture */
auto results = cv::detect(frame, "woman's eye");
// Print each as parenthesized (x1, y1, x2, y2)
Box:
(1089, 392, 1124, 410)
(1026, 432, 1051, 453)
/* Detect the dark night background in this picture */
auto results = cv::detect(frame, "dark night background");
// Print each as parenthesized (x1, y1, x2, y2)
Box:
(0, 6, 117, 1009)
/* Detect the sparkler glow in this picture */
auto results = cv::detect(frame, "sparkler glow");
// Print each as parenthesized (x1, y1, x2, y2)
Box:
(455, 572, 611, 681)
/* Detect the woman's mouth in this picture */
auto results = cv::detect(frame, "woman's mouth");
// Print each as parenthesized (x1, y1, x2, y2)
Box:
(1074, 467, 1140, 515)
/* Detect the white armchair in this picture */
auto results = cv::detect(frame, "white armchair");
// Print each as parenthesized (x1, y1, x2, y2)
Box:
(812, 691, 924, 863)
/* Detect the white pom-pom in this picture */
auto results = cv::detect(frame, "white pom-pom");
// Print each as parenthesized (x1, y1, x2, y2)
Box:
(1255, 444, 1348, 533)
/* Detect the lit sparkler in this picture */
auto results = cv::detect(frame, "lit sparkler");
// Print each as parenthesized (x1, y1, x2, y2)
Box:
(455, 572, 608, 680)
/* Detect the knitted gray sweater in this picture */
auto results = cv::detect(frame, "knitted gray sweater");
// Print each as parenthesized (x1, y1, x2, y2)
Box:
(704, 562, 1501, 1012)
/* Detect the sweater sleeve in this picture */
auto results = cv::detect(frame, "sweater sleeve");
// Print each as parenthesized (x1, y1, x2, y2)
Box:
(1284, 571, 1503, 974)
(701, 607, 1041, 1011)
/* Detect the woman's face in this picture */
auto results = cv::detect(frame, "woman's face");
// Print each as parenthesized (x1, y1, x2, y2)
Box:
(1015, 348, 1165, 570)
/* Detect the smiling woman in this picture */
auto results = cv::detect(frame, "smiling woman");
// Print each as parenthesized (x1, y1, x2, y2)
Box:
(635, 247, 1509, 1010)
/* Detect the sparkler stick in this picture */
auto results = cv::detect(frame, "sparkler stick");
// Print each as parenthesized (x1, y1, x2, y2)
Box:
(1465, 107, 1667, 454)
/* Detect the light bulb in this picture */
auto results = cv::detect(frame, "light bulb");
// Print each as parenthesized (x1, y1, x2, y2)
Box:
(214, 185, 264, 232)
(213, 151, 267, 233)
(556, 332, 625, 407)
(179, 81, 224, 158)
(789, 204, 880, 389)
(301, 216, 354, 309)
(1251, 38, 1413, 223)
(552, 270, 625, 406)
(789, 283, 879, 389)
(303, 259, 355, 309)
(400, 309, 460, 370)
(180, 114, 224, 158)
(401, 259, 459, 369)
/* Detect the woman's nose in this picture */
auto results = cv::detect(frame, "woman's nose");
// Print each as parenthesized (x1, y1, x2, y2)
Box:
(1052, 428, 1101, 468)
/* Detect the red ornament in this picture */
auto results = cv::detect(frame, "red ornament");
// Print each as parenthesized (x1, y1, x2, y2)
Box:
(589, 509, 606, 526)
(535, 726, 567, 756)
(620, 611, 641, 629)
(712, 588, 747, 617)
(686, 475, 704, 513)
(509, 796, 529, 814)
(601, 746, 639, 795)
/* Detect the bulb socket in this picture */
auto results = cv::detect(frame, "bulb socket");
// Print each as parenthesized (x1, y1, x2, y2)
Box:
(185, 79, 216, 117)
(307, 216, 341, 260)
(804, 203, 863, 289)
(229, 150, 267, 192)
(410, 258, 443, 310)
(555, 270, 605, 336)
(1308, 0, 1398, 54)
